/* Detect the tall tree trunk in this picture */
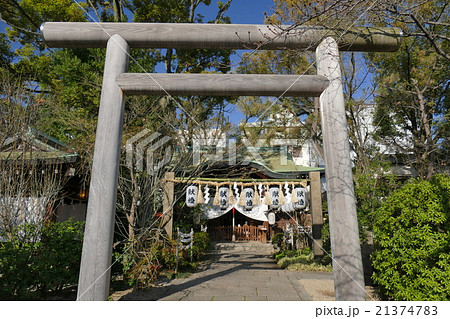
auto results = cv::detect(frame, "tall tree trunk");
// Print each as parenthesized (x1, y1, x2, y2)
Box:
(165, 48, 173, 73)
(112, 0, 124, 22)
(416, 86, 435, 179)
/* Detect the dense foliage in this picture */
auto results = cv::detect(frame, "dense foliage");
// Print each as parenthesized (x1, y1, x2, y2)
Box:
(0, 220, 84, 300)
(371, 174, 450, 300)
(114, 231, 210, 288)
(354, 161, 401, 242)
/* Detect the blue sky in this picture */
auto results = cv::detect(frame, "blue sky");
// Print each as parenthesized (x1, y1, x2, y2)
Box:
(198, 0, 275, 24)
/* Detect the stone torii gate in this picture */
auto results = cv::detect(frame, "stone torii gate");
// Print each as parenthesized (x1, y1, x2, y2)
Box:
(41, 22, 401, 301)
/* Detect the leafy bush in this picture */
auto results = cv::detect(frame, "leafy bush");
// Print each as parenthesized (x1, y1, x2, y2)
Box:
(114, 231, 211, 287)
(193, 231, 210, 253)
(371, 174, 450, 300)
(278, 254, 314, 268)
(354, 162, 400, 242)
(0, 220, 84, 300)
(274, 249, 298, 262)
(192, 231, 210, 260)
(275, 248, 330, 272)
(271, 233, 284, 247)
(286, 263, 332, 272)
(0, 223, 41, 299)
(35, 220, 84, 293)
(271, 232, 291, 251)
(277, 248, 314, 267)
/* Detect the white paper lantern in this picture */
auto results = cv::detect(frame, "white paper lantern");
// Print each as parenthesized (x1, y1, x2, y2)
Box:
(218, 186, 229, 209)
(186, 185, 198, 207)
(294, 187, 307, 209)
(268, 212, 276, 225)
(269, 187, 280, 209)
(243, 187, 254, 210)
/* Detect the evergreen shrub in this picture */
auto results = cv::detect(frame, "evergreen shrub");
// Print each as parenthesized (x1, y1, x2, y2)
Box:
(371, 174, 450, 300)
(0, 220, 84, 300)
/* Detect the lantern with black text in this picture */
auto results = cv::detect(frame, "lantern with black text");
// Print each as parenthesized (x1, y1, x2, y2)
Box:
(242, 187, 254, 210)
(218, 186, 229, 209)
(293, 187, 307, 209)
(186, 185, 198, 207)
(269, 186, 280, 209)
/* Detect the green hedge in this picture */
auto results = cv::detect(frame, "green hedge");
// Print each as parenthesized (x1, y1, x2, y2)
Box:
(371, 174, 450, 300)
(0, 220, 84, 300)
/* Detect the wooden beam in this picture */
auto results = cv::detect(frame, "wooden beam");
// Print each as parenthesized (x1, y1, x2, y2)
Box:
(116, 74, 329, 97)
(41, 22, 402, 52)
(309, 171, 323, 257)
(316, 38, 365, 301)
(161, 172, 175, 239)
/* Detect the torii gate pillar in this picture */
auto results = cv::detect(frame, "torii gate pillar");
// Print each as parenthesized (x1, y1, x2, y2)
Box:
(316, 37, 365, 300)
(77, 35, 129, 301)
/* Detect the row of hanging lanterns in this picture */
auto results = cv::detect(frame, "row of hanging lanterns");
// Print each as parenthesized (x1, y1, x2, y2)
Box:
(186, 183, 308, 210)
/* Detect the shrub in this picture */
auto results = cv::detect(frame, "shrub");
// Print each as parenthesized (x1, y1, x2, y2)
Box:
(0, 220, 84, 300)
(114, 231, 210, 287)
(275, 248, 330, 271)
(286, 263, 332, 272)
(277, 253, 314, 268)
(193, 231, 210, 254)
(113, 237, 164, 287)
(36, 220, 84, 293)
(0, 223, 41, 299)
(271, 232, 283, 245)
(271, 233, 287, 250)
(371, 174, 450, 300)
(192, 231, 210, 261)
(274, 249, 298, 262)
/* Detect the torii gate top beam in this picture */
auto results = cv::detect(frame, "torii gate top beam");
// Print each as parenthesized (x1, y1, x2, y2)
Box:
(115, 73, 329, 97)
(41, 22, 402, 52)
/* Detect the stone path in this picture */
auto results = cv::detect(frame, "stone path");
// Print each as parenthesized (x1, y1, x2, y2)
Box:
(117, 242, 335, 301)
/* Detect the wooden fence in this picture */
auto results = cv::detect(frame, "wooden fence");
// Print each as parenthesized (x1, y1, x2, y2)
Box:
(208, 225, 267, 242)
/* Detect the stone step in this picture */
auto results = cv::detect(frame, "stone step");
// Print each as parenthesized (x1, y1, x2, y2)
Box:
(211, 241, 275, 253)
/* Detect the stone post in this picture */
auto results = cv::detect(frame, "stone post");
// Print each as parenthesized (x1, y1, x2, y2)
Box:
(77, 35, 129, 301)
(316, 37, 365, 300)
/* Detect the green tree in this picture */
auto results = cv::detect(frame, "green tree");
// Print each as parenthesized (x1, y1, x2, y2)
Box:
(368, 34, 449, 179)
(371, 174, 450, 300)
(1, 0, 239, 247)
(268, 0, 449, 179)
(0, 32, 14, 69)
(0, 0, 88, 50)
